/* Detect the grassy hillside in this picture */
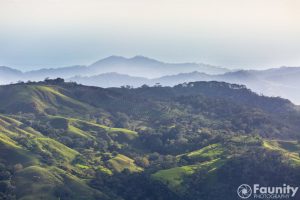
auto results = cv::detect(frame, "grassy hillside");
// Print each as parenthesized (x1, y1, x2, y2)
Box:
(0, 112, 141, 199)
(179, 143, 224, 161)
(107, 154, 143, 173)
(263, 140, 300, 165)
(0, 84, 95, 115)
(0, 80, 300, 200)
(152, 158, 224, 191)
(13, 166, 107, 200)
(153, 138, 300, 195)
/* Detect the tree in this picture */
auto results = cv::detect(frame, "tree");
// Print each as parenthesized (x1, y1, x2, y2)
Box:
(13, 164, 23, 173)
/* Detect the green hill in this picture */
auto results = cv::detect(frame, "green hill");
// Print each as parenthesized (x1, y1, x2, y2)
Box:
(263, 140, 300, 165)
(107, 154, 143, 173)
(0, 80, 300, 200)
(0, 84, 94, 115)
(0, 112, 139, 199)
(152, 158, 224, 191)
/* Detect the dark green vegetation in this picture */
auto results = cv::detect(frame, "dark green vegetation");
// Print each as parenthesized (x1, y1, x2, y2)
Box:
(0, 79, 300, 200)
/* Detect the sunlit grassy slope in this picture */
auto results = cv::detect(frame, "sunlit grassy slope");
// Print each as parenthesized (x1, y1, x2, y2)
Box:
(47, 116, 138, 142)
(152, 158, 224, 191)
(178, 143, 224, 161)
(13, 166, 107, 200)
(0, 113, 140, 199)
(0, 85, 94, 115)
(153, 139, 300, 192)
(263, 140, 300, 165)
(108, 154, 143, 173)
(152, 143, 227, 191)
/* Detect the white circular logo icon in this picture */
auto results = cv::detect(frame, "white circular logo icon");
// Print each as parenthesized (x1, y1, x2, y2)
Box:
(237, 184, 252, 199)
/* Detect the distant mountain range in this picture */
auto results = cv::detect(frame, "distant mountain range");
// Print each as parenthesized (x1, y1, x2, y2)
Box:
(0, 55, 228, 83)
(1, 56, 300, 104)
(68, 68, 300, 105)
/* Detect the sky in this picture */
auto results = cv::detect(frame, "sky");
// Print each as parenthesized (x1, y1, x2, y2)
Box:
(0, 0, 300, 71)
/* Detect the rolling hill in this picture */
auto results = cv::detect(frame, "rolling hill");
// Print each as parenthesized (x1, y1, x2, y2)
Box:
(0, 79, 300, 200)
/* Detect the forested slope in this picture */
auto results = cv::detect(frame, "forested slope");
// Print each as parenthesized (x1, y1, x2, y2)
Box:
(0, 79, 300, 200)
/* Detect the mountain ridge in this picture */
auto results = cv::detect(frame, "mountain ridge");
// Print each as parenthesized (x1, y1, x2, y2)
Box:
(2, 57, 300, 104)
(0, 56, 229, 82)
(66, 69, 300, 104)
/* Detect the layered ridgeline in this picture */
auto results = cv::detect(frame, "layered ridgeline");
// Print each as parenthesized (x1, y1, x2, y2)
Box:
(68, 68, 300, 104)
(0, 56, 228, 84)
(0, 79, 300, 200)
(1, 56, 300, 104)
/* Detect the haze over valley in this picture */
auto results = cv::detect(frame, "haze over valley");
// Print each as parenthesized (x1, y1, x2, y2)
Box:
(1, 56, 300, 104)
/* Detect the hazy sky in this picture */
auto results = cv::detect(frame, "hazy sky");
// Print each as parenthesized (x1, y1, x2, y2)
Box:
(0, 0, 300, 71)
